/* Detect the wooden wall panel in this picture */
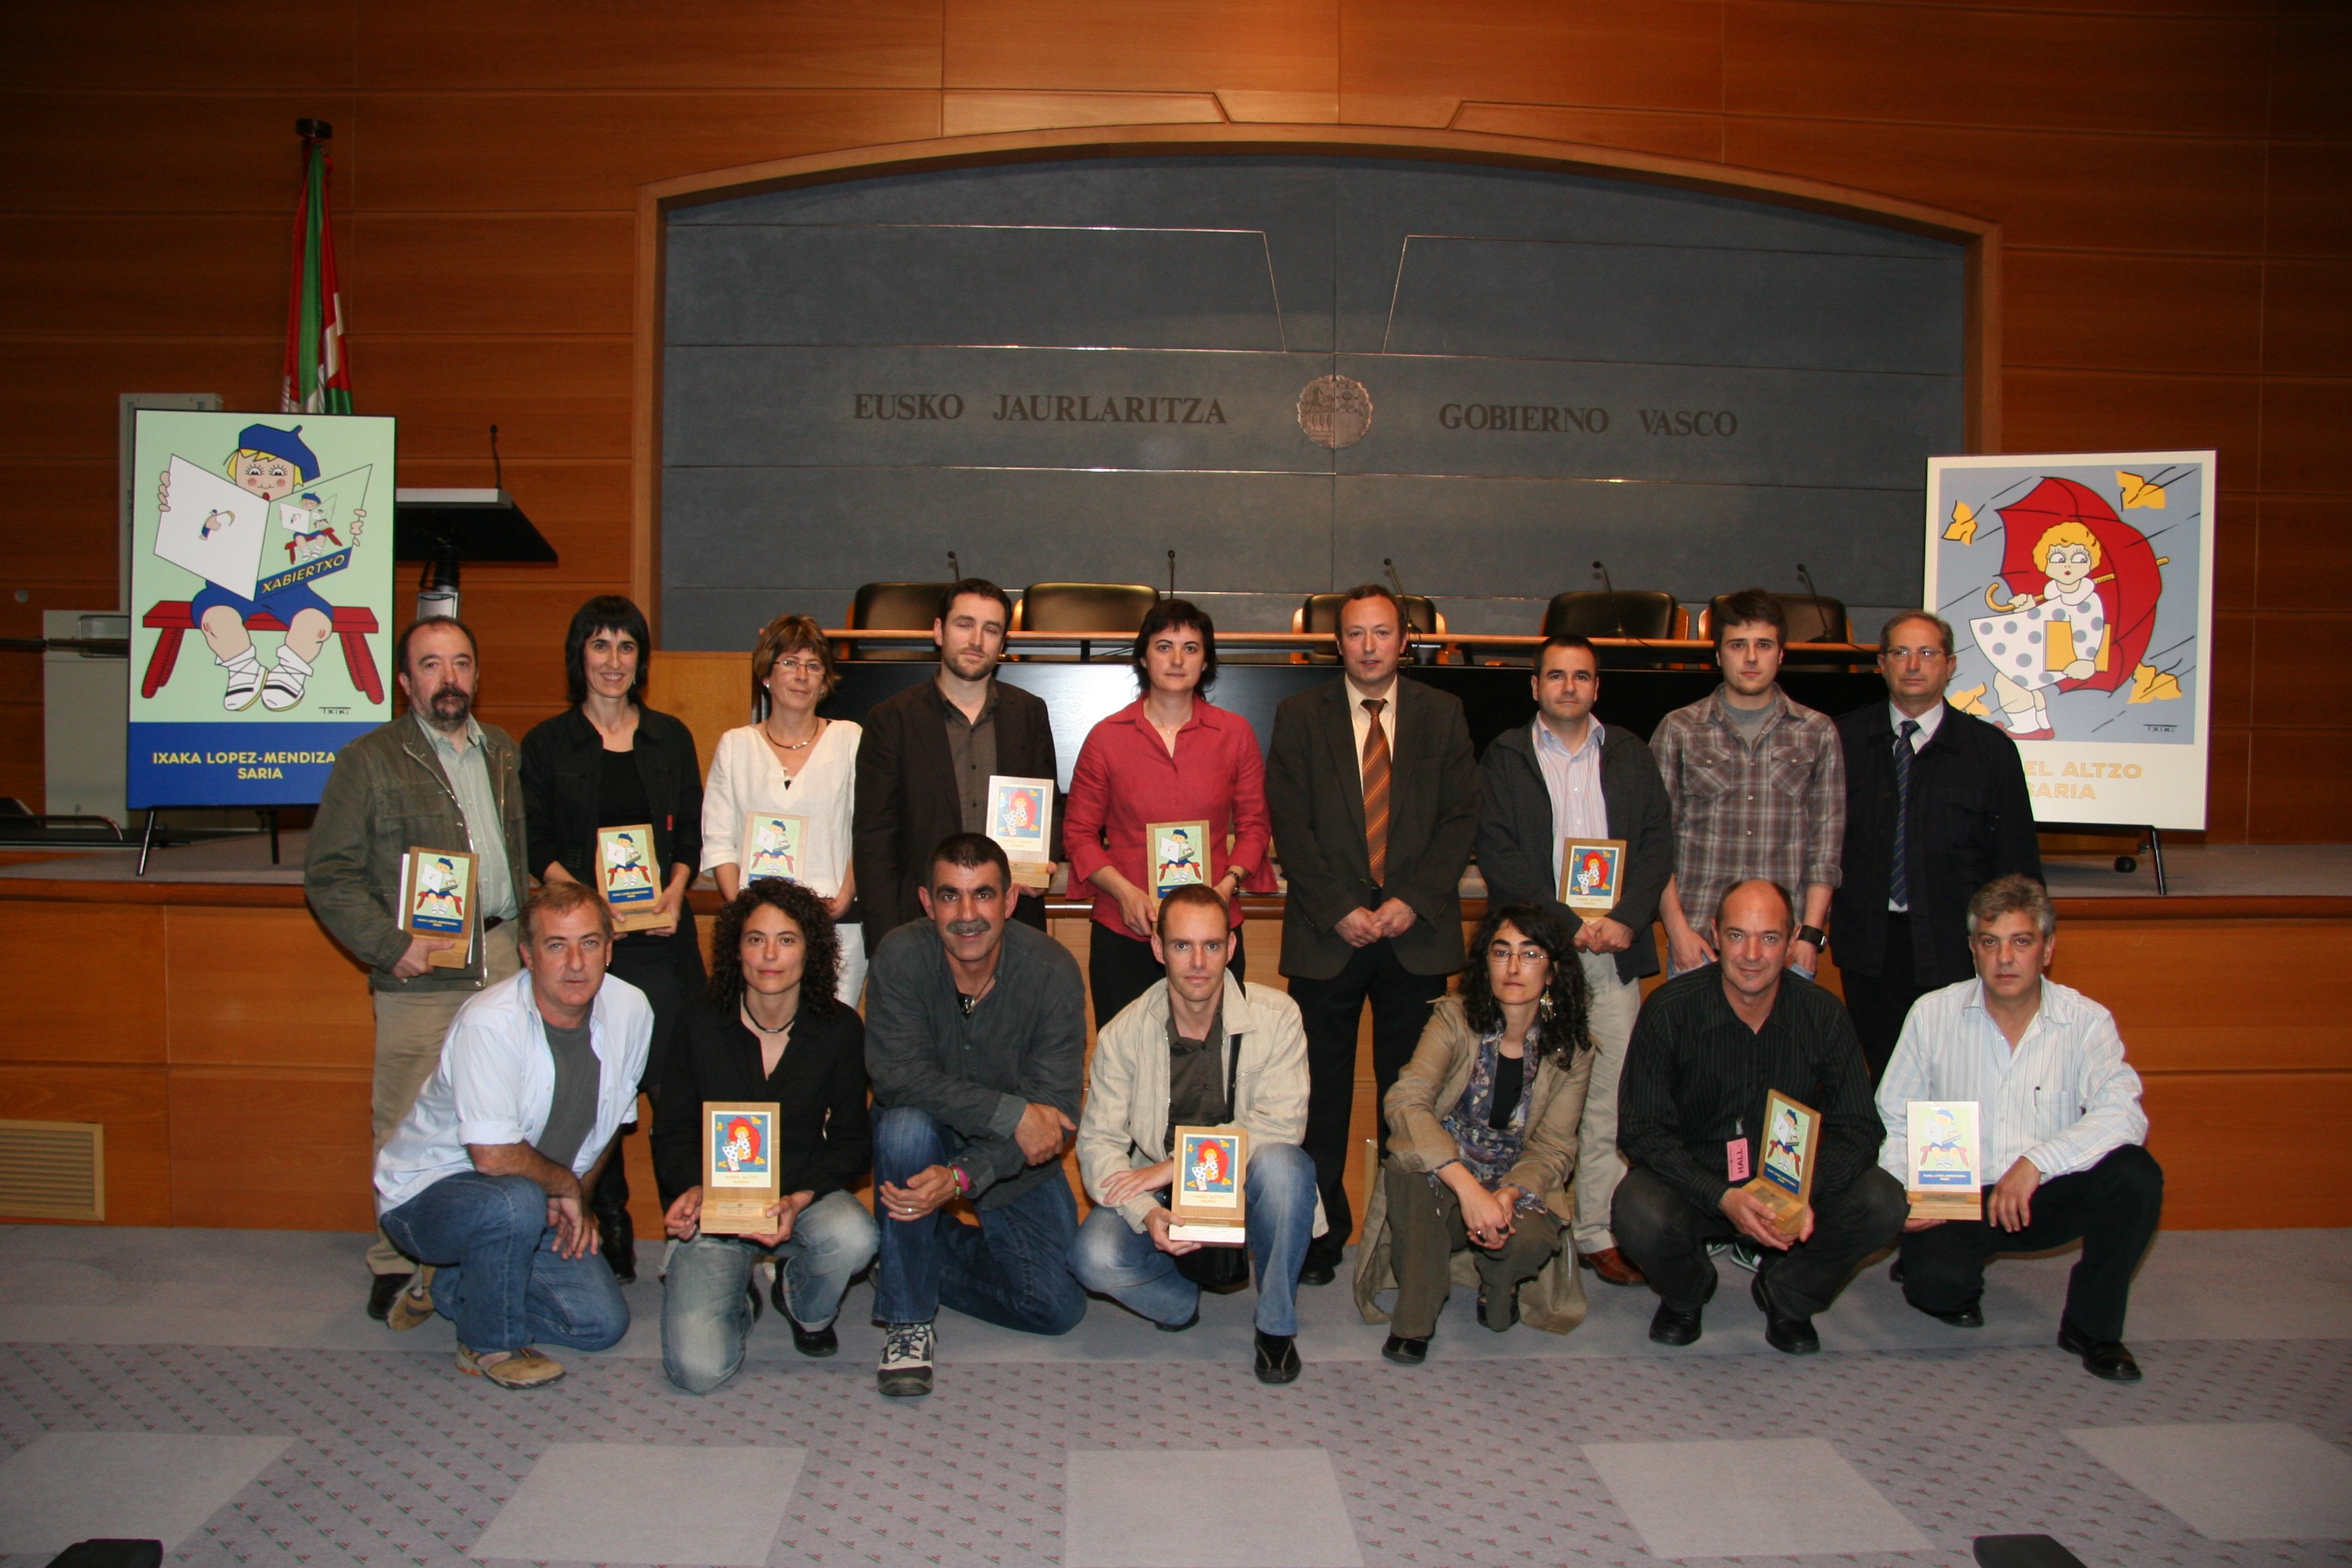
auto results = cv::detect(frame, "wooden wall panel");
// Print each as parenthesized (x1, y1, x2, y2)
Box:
(0, 904, 166, 1063)
(2212, 499, 2258, 616)
(0, 1065, 172, 1226)
(2002, 252, 2263, 377)
(0, 217, 289, 342)
(948, 0, 1338, 94)
(1722, 3, 2271, 138)
(1449, 103, 1723, 162)
(166, 1068, 376, 1231)
(348, 213, 636, 338)
(2046, 920, 2351, 1075)
(2204, 726, 2251, 844)
(356, 338, 634, 459)
(9, 4, 358, 93)
(2141, 1071, 2351, 1230)
(164, 908, 374, 1069)
(1338, 0, 1722, 112)
(2265, 141, 2352, 257)
(0, 93, 363, 215)
(2269, 9, 2352, 142)
(2256, 495, 2351, 612)
(2263, 258, 2352, 379)
(2207, 611, 2253, 732)
(359, 0, 943, 91)
(2248, 728, 2352, 842)
(2002, 369, 2261, 483)
(392, 460, 636, 585)
(2258, 379, 2352, 496)
(2249, 614, 2352, 730)
(0, 341, 277, 462)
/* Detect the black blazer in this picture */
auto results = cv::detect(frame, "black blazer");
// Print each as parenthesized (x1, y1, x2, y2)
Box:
(651, 993, 872, 1210)
(520, 704, 705, 891)
(1265, 675, 1479, 981)
(851, 675, 1061, 936)
(1831, 699, 2043, 988)
(1475, 719, 1674, 983)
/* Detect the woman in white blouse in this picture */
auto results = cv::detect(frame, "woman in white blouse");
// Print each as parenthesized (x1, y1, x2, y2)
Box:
(701, 614, 867, 1003)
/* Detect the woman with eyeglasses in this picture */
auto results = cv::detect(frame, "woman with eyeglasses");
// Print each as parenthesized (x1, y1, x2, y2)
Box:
(700, 614, 867, 1004)
(1352, 901, 1596, 1362)
(520, 595, 709, 1283)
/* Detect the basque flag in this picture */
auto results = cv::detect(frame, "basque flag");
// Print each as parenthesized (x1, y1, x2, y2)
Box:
(281, 124, 354, 415)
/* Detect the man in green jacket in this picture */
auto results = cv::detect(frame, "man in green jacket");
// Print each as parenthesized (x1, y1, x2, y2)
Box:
(304, 617, 531, 1320)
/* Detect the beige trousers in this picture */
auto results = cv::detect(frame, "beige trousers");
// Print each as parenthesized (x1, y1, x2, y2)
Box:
(1571, 950, 1644, 1255)
(366, 922, 522, 1274)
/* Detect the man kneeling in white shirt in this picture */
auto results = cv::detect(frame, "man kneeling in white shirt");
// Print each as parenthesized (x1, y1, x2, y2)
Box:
(1875, 873, 2162, 1381)
(1069, 883, 1324, 1385)
(374, 882, 652, 1389)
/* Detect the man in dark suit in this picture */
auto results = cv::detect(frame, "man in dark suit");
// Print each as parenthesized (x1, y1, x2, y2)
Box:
(853, 579, 1061, 936)
(1267, 584, 1479, 1281)
(1833, 610, 2043, 1082)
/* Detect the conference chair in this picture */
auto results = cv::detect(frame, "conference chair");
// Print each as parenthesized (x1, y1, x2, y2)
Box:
(845, 581, 948, 662)
(1292, 591, 1448, 665)
(1540, 591, 1686, 641)
(1010, 581, 1158, 661)
(1697, 592, 1851, 646)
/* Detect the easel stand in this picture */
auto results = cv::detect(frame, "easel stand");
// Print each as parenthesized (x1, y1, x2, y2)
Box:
(136, 806, 297, 876)
(2065, 822, 2167, 895)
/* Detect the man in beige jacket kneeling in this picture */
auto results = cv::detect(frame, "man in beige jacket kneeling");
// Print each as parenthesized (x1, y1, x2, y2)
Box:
(1070, 884, 1324, 1385)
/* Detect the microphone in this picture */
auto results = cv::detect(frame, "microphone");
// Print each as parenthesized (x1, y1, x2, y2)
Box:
(1796, 562, 1824, 643)
(948, 551, 961, 581)
(1383, 558, 1424, 650)
(1167, 549, 1177, 597)
(489, 424, 504, 493)
(1593, 559, 1626, 638)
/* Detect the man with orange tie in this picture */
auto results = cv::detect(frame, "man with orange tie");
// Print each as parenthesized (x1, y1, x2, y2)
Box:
(1267, 585, 1480, 1283)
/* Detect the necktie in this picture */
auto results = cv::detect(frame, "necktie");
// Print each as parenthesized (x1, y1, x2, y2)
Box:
(1890, 719, 1920, 911)
(1361, 697, 1391, 887)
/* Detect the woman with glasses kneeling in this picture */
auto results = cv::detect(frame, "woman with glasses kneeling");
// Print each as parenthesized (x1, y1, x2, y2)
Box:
(1353, 902, 1596, 1363)
(654, 879, 877, 1393)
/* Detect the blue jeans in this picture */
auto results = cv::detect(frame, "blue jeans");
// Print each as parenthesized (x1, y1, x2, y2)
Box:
(871, 1106, 1085, 1333)
(660, 1189, 879, 1394)
(379, 1172, 629, 1355)
(1069, 1140, 1316, 1336)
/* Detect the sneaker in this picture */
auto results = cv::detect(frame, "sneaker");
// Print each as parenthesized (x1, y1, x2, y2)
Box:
(876, 1321, 934, 1398)
(456, 1343, 565, 1389)
(385, 1265, 438, 1332)
(219, 651, 264, 712)
(1723, 1238, 1762, 1273)
(260, 644, 313, 712)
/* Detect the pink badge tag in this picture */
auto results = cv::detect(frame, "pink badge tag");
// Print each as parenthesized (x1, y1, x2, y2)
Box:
(1726, 1139, 1751, 1181)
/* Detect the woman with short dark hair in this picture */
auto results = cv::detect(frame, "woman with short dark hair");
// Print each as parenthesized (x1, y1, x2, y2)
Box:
(653, 879, 875, 1393)
(1353, 903, 1596, 1361)
(1061, 598, 1275, 1027)
(519, 594, 708, 1282)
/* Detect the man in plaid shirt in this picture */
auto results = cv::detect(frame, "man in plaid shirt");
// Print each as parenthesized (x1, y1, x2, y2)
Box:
(1652, 589, 1845, 979)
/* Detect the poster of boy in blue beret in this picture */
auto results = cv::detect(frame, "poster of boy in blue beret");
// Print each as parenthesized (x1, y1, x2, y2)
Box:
(129, 409, 395, 808)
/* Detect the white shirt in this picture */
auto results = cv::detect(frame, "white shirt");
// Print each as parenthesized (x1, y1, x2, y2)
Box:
(1876, 977, 2147, 1185)
(374, 970, 652, 1214)
(1532, 716, 1608, 893)
(699, 719, 862, 905)
(1345, 675, 1400, 789)
(1890, 700, 1945, 751)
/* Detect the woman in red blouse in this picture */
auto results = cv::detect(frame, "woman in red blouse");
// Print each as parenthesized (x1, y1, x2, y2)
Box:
(1063, 599, 1278, 1028)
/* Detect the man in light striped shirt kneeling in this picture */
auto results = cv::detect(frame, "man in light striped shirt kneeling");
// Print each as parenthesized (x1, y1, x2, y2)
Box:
(1875, 874, 2162, 1382)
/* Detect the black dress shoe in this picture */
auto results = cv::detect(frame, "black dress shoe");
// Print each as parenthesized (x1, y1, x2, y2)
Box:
(1649, 1300, 1704, 1346)
(597, 1208, 636, 1283)
(1912, 1297, 1983, 1328)
(1381, 1332, 1429, 1365)
(1888, 1257, 1907, 1285)
(1155, 1309, 1200, 1332)
(1253, 1330, 1302, 1385)
(368, 1272, 414, 1322)
(1297, 1259, 1338, 1287)
(1753, 1273, 1819, 1355)
(789, 1318, 840, 1358)
(2058, 1319, 2142, 1382)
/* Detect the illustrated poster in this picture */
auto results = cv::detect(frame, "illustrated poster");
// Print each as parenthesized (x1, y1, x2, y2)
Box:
(1925, 452, 2215, 830)
(128, 410, 395, 807)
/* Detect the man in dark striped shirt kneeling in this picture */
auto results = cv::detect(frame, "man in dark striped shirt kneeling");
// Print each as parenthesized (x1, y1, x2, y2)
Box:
(1614, 879, 1905, 1354)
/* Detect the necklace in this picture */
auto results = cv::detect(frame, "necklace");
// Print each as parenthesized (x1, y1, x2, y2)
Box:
(741, 1001, 795, 1036)
(764, 718, 822, 752)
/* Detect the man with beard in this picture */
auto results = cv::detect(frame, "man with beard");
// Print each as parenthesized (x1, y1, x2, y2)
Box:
(854, 579, 1061, 935)
(307, 618, 532, 1322)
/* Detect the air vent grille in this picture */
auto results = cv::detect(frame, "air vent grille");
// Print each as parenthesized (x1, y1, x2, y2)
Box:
(0, 1119, 105, 1220)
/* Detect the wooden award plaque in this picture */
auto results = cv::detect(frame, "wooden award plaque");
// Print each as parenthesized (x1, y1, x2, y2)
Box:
(1146, 820, 1212, 896)
(1559, 837, 1627, 913)
(1906, 1099, 1985, 1220)
(1168, 1124, 1248, 1244)
(740, 811, 808, 885)
(985, 774, 1056, 887)
(397, 846, 477, 969)
(699, 1100, 782, 1236)
(1741, 1089, 1820, 1235)
(595, 824, 667, 931)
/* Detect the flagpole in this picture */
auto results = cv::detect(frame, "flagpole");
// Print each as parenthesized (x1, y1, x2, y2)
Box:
(283, 119, 352, 415)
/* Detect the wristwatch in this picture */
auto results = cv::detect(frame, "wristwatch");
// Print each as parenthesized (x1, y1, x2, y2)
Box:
(1797, 924, 1826, 948)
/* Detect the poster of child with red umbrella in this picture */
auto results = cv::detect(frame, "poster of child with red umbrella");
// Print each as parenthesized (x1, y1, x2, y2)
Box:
(1924, 451, 2215, 830)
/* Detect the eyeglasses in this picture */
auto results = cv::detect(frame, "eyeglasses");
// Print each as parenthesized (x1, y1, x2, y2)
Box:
(771, 659, 826, 679)
(1487, 944, 1549, 967)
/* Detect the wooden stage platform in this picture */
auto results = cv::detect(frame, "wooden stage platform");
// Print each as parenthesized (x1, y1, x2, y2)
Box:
(2, 834, 2343, 1238)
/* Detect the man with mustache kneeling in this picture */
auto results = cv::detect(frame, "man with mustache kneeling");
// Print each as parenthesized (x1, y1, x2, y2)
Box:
(864, 833, 1089, 1398)
(307, 617, 532, 1324)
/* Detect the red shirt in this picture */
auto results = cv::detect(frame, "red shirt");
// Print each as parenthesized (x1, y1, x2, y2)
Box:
(1062, 698, 1277, 933)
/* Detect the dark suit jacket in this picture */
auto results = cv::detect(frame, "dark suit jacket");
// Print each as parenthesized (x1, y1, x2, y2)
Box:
(1831, 699, 2043, 987)
(852, 675, 1060, 935)
(1475, 719, 1674, 983)
(1266, 675, 1479, 980)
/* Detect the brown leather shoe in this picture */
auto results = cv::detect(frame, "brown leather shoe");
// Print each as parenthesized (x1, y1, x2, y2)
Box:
(1579, 1247, 1646, 1287)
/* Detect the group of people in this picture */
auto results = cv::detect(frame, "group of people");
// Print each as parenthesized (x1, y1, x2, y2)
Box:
(305, 578, 2161, 1397)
